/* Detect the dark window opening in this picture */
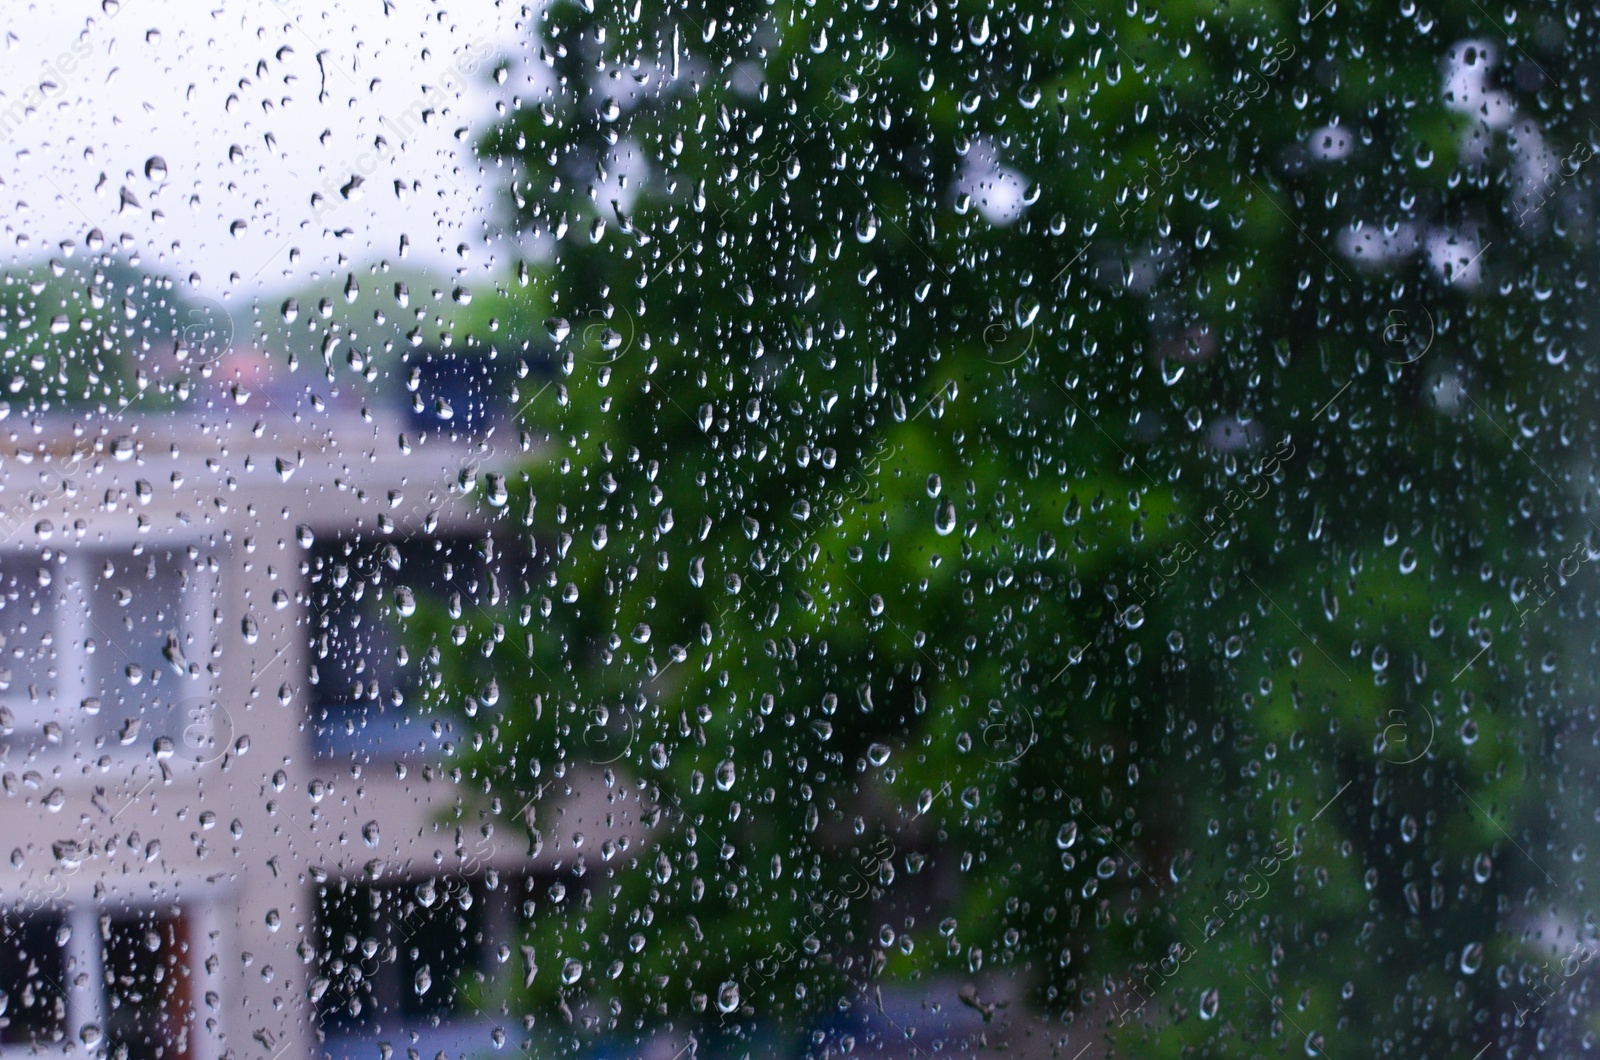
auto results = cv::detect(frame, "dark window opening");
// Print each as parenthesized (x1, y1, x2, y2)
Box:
(313, 872, 531, 1031)
(103, 910, 191, 1060)
(307, 534, 494, 758)
(0, 910, 68, 1047)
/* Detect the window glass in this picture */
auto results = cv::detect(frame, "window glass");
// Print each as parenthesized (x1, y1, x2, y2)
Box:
(0, 1, 1596, 1057)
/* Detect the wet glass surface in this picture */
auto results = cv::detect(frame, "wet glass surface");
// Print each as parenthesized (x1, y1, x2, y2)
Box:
(0, 1, 1596, 1057)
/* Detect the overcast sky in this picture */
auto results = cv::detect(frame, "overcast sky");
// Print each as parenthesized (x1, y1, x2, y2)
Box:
(0, 0, 535, 307)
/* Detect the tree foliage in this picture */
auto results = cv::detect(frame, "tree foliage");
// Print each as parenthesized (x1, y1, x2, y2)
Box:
(419, 0, 1599, 1053)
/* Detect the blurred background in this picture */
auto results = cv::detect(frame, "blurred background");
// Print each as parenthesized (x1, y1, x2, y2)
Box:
(0, 0, 1595, 1057)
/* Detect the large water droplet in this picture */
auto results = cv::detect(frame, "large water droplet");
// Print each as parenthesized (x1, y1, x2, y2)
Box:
(1056, 822, 1077, 850)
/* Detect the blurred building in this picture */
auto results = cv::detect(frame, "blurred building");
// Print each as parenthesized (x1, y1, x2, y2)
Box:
(0, 348, 628, 1060)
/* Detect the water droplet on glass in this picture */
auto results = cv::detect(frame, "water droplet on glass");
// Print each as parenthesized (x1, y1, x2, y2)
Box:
(52, 838, 86, 869)
(1056, 822, 1077, 850)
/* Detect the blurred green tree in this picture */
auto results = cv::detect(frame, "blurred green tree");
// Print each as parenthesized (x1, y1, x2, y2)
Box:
(0, 257, 229, 412)
(408, 0, 1597, 1054)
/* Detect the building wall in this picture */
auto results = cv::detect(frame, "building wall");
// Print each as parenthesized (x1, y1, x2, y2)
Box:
(0, 410, 633, 1059)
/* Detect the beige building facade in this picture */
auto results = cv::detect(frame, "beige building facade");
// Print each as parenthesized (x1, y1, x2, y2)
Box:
(0, 377, 629, 1060)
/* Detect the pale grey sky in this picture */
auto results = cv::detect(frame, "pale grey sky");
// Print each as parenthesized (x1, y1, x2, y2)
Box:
(0, 0, 537, 303)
